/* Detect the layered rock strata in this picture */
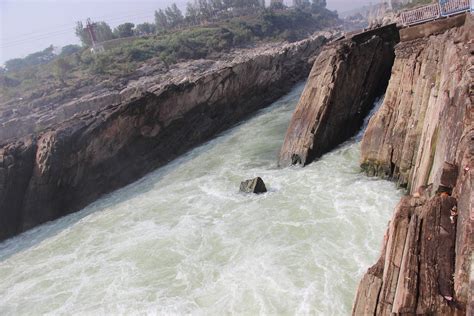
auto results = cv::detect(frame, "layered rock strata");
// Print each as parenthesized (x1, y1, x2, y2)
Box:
(278, 24, 399, 167)
(353, 14, 473, 315)
(0, 37, 332, 143)
(0, 35, 327, 241)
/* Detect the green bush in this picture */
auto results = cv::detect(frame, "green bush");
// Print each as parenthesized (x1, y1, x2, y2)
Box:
(89, 54, 110, 74)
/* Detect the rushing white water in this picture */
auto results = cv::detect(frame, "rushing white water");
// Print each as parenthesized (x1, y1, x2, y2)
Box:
(0, 83, 402, 315)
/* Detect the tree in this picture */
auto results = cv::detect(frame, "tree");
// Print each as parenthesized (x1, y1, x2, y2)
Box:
(186, 2, 200, 25)
(294, 0, 310, 8)
(311, 0, 326, 8)
(89, 54, 110, 74)
(209, 0, 224, 13)
(155, 9, 170, 32)
(95, 22, 115, 41)
(113, 22, 135, 38)
(5, 45, 56, 72)
(75, 20, 115, 46)
(75, 21, 89, 46)
(24, 45, 55, 64)
(4, 58, 25, 72)
(197, 0, 212, 20)
(135, 22, 156, 35)
(60, 44, 82, 56)
(165, 4, 184, 27)
(222, 0, 234, 9)
(53, 57, 72, 83)
(270, 1, 285, 9)
(233, 0, 259, 9)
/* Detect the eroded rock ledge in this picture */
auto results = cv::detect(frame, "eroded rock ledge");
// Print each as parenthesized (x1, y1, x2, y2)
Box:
(353, 14, 473, 315)
(0, 35, 328, 241)
(278, 24, 399, 167)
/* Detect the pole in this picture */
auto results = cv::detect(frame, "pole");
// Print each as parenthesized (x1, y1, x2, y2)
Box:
(85, 18, 97, 47)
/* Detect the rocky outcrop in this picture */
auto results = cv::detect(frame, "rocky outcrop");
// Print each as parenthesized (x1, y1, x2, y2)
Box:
(0, 38, 332, 143)
(353, 195, 461, 314)
(239, 177, 267, 194)
(0, 35, 328, 241)
(278, 24, 399, 167)
(360, 14, 471, 192)
(353, 14, 473, 315)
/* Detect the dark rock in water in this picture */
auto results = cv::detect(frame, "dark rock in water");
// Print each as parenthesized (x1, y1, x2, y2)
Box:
(240, 177, 267, 194)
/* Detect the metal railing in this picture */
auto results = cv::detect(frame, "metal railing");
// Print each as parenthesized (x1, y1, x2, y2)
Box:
(400, 0, 472, 26)
(439, 0, 470, 16)
(401, 3, 440, 25)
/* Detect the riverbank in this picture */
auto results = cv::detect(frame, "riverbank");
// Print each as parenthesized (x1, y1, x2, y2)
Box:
(353, 13, 472, 314)
(0, 33, 330, 241)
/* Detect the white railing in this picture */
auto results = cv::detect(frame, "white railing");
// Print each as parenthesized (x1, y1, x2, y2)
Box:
(439, 0, 470, 16)
(401, 3, 440, 25)
(401, 0, 472, 26)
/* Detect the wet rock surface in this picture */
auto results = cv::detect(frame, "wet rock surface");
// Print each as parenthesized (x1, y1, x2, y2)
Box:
(239, 177, 267, 194)
(278, 24, 399, 167)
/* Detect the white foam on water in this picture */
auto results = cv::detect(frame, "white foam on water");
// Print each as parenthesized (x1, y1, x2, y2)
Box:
(0, 82, 402, 315)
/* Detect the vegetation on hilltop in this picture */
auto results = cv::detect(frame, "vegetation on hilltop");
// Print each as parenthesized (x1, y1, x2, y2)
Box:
(0, 0, 338, 103)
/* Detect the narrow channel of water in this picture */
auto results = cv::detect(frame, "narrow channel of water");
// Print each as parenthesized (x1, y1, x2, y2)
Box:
(0, 83, 402, 315)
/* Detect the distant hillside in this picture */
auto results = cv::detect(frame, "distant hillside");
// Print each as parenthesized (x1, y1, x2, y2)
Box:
(0, 5, 338, 106)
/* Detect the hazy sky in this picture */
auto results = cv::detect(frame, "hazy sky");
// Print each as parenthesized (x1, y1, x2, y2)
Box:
(0, 0, 376, 64)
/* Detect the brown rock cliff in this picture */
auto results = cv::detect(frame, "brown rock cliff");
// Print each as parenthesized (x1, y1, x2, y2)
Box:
(278, 24, 399, 167)
(353, 14, 473, 315)
(0, 36, 327, 241)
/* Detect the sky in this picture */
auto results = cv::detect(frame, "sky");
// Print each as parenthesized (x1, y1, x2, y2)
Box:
(0, 0, 377, 64)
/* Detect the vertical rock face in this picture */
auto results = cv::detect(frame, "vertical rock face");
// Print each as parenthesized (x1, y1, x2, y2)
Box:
(360, 16, 472, 192)
(353, 14, 473, 315)
(0, 36, 327, 241)
(353, 195, 460, 315)
(0, 138, 36, 238)
(278, 24, 399, 167)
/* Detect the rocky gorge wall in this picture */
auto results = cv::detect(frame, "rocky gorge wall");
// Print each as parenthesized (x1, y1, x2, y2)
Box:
(353, 14, 473, 315)
(278, 24, 399, 167)
(0, 40, 324, 143)
(0, 35, 328, 241)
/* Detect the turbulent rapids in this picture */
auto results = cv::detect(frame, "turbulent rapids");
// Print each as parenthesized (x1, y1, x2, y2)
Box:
(0, 83, 402, 314)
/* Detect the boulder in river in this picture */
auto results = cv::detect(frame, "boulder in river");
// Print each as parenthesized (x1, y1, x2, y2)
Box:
(239, 177, 267, 194)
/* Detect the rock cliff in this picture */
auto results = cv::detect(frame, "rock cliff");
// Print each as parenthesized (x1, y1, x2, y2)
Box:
(278, 24, 399, 167)
(0, 35, 328, 241)
(0, 38, 332, 143)
(353, 14, 473, 315)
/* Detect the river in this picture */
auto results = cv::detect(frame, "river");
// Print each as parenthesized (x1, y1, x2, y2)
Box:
(0, 82, 402, 315)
